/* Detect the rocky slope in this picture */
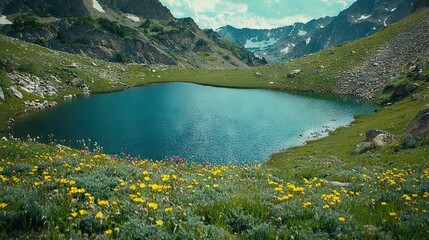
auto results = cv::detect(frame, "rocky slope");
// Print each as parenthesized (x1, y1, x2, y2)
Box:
(0, 0, 264, 69)
(334, 9, 429, 100)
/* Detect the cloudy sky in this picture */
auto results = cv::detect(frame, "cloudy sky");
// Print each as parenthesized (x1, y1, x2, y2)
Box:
(160, 0, 356, 30)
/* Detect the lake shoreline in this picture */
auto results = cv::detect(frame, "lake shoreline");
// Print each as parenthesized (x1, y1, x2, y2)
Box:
(10, 82, 375, 163)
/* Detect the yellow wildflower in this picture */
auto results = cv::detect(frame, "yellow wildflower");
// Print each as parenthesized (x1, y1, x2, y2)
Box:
(71, 212, 78, 218)
(144, 176, 150, 182)
(303, 202, 312, 208)
(148, 202, 158, 210)
(132, 197, 145, 204)
(105, 229, 112, 235)
(381, 202, 387, 206)
(0, 203, 8, 208)
(389, 212, 397, 217)
(323, 205, 330, 209)
(338, 217, 346, 222)
(156, 220, 163, 227)
(95, 211, 105, 219)
(165, 207, 173, 213)
(98, 200, 109, 207)
(79, 209, 87, 216)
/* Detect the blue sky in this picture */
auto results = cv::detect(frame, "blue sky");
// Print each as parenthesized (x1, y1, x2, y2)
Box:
(160, 0, 356, 30)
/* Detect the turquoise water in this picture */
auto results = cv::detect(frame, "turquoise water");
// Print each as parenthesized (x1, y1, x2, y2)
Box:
(13, 83, 375, 163)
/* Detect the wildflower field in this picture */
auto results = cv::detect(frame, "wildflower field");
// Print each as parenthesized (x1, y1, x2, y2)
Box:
(0, 139, 428, 239)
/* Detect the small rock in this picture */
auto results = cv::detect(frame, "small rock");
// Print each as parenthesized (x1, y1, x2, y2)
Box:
(393, 83, 417, 97)
(366, 129, 388, 141)
(372, 134, 396, 147)
(255, 72, 263, 77)
(411, 94, 425, 101)
(325, 181, 350, 187)
(0, 59, 14, 73)
(354, 142, 373, 154)
(69, 78, 85, 88)
(64, 94, 73, 100)
(372, 62, 380, 67)
(9, 86, 23, 99)
(0, 86, 5, 101)
(287, 69, 302, 78)
(68, 63, 78, 68)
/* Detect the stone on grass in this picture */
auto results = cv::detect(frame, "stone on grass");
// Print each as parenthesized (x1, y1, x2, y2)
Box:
(372, 134, 396, 147)
(404, 108, 429, 143)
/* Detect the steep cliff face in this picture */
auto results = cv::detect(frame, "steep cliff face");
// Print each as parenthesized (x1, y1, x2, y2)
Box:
(97, 0, 174, 20)
(1, 0, 89, 17)
(0, 0, 263, 68)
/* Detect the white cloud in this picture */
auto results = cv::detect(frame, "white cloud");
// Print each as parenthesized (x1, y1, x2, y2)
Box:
(321, 0, 353, 7)
(161, 0, 354, 30)
(166, 0, 310, 29)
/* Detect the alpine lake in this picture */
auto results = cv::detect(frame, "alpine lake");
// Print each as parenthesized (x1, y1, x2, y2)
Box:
(12, 83, 375, 163)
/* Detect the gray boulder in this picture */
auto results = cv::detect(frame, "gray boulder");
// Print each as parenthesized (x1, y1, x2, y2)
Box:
(287, 69, 302, 78)
(0, 86, 4, 101)
(404, 108, 429, 143)
(366, 129, 388, 142)
(354, 142, 373, 154)
(393, 83, 417, 97)
(69, 78, 85, 88)
(372, 134, 396, 147)
(9, 86, 23, 99)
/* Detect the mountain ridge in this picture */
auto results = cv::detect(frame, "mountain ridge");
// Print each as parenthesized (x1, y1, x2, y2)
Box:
(218, 0, 419, 63)
(0, 0, 264, 69)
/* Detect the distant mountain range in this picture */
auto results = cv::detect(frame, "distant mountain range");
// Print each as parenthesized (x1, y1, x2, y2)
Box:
(0, 0, 265, 68)
(218, 0, 420, 63)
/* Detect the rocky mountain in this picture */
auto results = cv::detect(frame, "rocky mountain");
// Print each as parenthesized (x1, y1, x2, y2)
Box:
(290, 0, 418, 60)
(219, 0, 418, 63)
(0, 0, 264, 69)
(217, 17, 333, 63)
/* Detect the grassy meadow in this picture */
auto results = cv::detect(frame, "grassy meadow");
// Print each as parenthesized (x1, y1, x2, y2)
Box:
(1, 8, 429, 240)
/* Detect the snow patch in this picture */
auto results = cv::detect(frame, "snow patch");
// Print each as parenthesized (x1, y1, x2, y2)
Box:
(244, 37, 279, 50)
(306, 37, 311, 45)
(127, 14, 140, 22)
(391, 7, 397, 12)
(0, 15, 12, 25)
(281, 44, 295, 54)
(298, 30, 307, 36)
(92, 0, 105, 13)
(356, 14, 371, 22)
(281, 46, 290, 54)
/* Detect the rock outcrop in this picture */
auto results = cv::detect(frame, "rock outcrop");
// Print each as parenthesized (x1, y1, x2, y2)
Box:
(98, 0, 174, 21)
(335, 11, 429, 100)
(0, 0, 263, 68)
(404, 108, 429, 143)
